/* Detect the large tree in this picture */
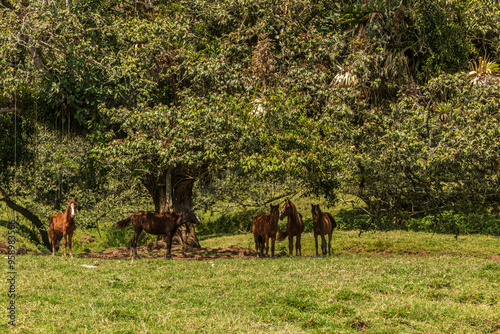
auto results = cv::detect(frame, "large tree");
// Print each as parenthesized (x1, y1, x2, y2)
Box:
(1, 0, 338, 246)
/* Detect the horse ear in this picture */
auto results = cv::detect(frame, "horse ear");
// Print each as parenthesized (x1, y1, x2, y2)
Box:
(74, 197, 77, 202)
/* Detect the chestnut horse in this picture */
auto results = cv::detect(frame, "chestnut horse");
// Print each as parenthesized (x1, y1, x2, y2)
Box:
(311, 204, 337, 256)
(252, 204, 280, 257)
(115, 209, 201, 261)
(49, 198, 78, 257)
(277, 199, 304, 256)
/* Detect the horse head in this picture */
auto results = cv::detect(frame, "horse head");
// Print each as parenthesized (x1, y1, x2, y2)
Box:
(279, 199, 293, 220)
(269, 204, 279, 225)
(178, 209, 202, 226)
(311, 204, 321, 225)
(67, 198, 78, 219)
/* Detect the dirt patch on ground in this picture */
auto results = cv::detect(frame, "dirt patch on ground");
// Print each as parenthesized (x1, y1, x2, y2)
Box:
(490, 255, 500, 262)
(78, 242, 258, 260)
(77, 234, 97, 244)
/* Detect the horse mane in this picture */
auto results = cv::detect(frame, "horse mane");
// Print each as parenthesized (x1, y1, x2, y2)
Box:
(316, 206, 323, 216)
(326, 212, 337, 229)
(64, 201, 74, 222)
(65, 204, 71, 219)
(289, 201, 300, 224)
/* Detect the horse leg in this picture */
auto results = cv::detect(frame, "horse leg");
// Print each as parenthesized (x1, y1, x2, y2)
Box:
(321, 234, 327, 256)
(314, 233, 319, 257)
(328, 232, 332, 256)
(68, 232, 74, 258)
(63, 233, 68, 257)
(271, 236, 276, 258)
(52, 240, 56, 256)
(165, 233, 173, 259)
(296, 235, 302, 256)
(254, 234, 260, 257)
(265, 235, 269, 257)
(288, 235, 293, 256)
(129, 237, 134, 259)
(259, 236, 265, 257)
(131, 227, 142, 261)
(50, 230, 56, 256)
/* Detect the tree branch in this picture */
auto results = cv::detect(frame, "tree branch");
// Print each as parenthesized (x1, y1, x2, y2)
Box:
(231, 191, 298, 208)
(0, 107, 25, 114)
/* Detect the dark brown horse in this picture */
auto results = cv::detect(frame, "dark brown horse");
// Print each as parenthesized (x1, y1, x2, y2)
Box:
(277, 199, 304, 256)
(115, 209, 201, 261)
(252, 204, 280, 257)
(49, 198, 78, 257)
(311, 204, 336, 256)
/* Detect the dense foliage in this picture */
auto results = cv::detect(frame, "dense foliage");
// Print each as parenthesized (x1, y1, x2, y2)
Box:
(2, 0, 500, 239)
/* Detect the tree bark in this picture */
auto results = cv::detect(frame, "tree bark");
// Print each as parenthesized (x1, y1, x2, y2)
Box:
(142, 165, 201, 248)
(0, 187, 52, 251)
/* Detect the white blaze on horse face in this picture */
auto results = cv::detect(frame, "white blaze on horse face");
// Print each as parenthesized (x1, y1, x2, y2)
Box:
(70, 203, 76, 218)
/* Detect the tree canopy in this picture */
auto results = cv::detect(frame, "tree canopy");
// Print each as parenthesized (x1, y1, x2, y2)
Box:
(2, 0, 500, 241)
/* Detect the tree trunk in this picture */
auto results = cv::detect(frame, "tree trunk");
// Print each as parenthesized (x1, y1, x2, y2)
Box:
(142, 165, 201, 248)
(0, 187, 52, 251)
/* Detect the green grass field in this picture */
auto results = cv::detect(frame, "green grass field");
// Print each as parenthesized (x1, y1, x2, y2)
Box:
(2, 230, 499, 333)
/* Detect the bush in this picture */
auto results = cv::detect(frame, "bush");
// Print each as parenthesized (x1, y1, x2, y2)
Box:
(335, 209, 372, 231)
(409, 212, 500, 236)
(336, 209, 500, 236)
(196, 209, 257, 237)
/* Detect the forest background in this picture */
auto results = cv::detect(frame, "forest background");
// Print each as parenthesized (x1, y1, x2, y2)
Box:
(2, 0, 500, 251)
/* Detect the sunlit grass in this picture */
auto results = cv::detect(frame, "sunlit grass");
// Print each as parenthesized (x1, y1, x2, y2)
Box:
(2, 251, 499, 333)
(2, 201, 500, 333)
(201, 230, 500, 259)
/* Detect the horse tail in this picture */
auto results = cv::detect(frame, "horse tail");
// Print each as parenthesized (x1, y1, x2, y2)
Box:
(277, 230, 288, 241)
(115, 216, 132, 229)
(48, 225, 54, 241)
(327, 213, 337, 229)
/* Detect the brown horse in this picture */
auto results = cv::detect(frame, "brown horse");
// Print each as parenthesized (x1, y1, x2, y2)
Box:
(311, 204, 337, 256)
(49, 198, 78, 257)
(115, 209, 201, 261)
(277, 199, 304, 256)
(252, 204, 280, 257)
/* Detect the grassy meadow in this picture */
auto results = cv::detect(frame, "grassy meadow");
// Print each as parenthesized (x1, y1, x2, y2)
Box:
(2, 229, 500, 333)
